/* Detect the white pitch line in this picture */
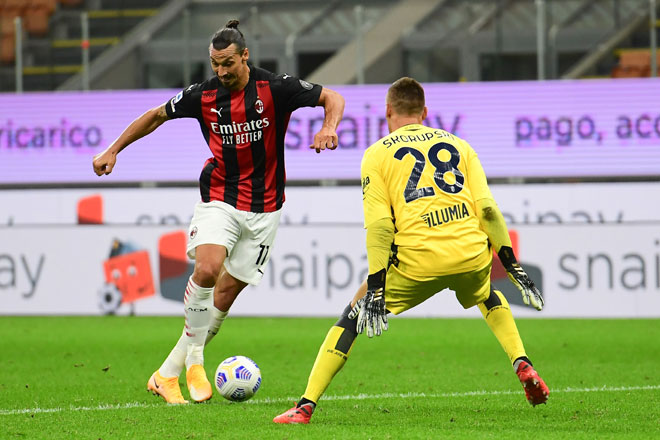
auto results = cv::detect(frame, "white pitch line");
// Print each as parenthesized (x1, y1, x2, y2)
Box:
(1, 384, 658, 416)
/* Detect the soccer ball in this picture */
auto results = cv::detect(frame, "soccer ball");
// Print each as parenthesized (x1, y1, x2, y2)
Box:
(214, 355, 262, 402)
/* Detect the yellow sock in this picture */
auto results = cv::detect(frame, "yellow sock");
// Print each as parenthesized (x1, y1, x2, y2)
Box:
(302, 325, 356, 403)
(478, 290, 527, 364)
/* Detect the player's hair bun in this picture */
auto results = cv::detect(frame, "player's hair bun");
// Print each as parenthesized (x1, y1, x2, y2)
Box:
(211, 19, 244, 50)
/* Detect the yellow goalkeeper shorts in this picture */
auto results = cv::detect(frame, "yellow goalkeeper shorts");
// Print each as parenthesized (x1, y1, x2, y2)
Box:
(384, 262, 492, 314)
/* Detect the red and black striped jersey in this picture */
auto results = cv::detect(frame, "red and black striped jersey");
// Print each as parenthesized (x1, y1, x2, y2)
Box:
(166, 65, 322, 212)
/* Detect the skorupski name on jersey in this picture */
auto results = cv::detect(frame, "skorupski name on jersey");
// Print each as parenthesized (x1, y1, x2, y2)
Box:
(420, 202, 470, 228)
(382, 128, 455, 148)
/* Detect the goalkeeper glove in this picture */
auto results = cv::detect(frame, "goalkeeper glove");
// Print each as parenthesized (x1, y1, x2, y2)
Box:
(348, 269, 388, 337)
(498, 246, 544, 311)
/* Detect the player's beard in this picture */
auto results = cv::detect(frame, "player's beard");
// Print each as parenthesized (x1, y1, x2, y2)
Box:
(220, 74, 235, 89)
(219, 64, 248, 90)
(219, 74, 238, 90)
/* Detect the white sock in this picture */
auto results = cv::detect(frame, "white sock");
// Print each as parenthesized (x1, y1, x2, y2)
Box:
(158, 328, 187, 378)
(205, 307, 228, 345)
(159, 277, 213, 376)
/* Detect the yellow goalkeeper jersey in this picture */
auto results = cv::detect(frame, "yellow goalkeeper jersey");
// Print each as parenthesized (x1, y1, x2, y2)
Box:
(361, 123, 493, 278)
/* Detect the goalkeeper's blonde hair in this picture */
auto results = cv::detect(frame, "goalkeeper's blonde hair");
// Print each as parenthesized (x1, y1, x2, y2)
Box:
(387, 77, 425, 116)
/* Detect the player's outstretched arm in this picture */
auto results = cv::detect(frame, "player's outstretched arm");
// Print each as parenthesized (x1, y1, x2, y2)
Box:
(475, 198, 544, 311)
(310, 88, 345, 153)
(92, 104, 170, 176)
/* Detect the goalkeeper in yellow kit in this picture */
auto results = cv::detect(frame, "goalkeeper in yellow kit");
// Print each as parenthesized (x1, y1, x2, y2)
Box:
(274, 77, 548, 424)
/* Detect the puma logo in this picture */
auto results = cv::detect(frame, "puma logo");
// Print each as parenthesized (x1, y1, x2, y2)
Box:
(210, 107, 222, 115)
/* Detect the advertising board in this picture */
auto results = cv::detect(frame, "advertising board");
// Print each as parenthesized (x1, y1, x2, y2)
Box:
(1, 182, 659, 226)
(2, 78, 659, 183)
(1, 224, 658, 318)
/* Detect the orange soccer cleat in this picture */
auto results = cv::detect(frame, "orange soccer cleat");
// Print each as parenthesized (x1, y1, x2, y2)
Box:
(186, 364, 213, 402)
(273, 403, 314, 424)
(147, 370, 189, 404)
(516, 360, 549, 406)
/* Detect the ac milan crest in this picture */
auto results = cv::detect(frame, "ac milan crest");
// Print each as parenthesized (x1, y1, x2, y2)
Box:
(255, 98, 264, 114)
(190, 226, 198, 239)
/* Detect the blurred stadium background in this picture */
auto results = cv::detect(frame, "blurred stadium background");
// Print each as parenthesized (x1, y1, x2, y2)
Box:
(0, 0, 659, 317)
(1, 0, 660, 90)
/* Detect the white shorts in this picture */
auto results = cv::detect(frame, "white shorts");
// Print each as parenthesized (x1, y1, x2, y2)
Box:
(186, 201, 281, 285)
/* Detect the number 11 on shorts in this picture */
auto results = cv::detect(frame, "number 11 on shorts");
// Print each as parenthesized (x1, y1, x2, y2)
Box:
(256, 244, 270, 266)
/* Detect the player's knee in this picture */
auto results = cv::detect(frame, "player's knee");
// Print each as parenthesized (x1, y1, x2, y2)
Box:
(329, 304, 358, 354)
(335, 303, 358, 334)
(483, 289, 507, 311)
(193, 261, 222, 287)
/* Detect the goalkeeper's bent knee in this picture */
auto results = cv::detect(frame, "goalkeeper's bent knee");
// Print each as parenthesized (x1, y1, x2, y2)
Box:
(331, 304, 358, 354)
(335, 303, 358, 333)
(479, 289, 510, 316)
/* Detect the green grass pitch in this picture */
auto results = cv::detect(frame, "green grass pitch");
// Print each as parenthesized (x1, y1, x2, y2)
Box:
(1, 316, 659, 439)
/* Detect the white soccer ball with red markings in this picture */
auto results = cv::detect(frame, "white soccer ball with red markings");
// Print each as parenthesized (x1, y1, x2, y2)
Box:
(214, 355, 262, 402)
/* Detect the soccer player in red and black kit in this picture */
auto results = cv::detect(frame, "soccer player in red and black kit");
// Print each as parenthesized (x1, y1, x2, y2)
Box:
(92, 20, 345, 404)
